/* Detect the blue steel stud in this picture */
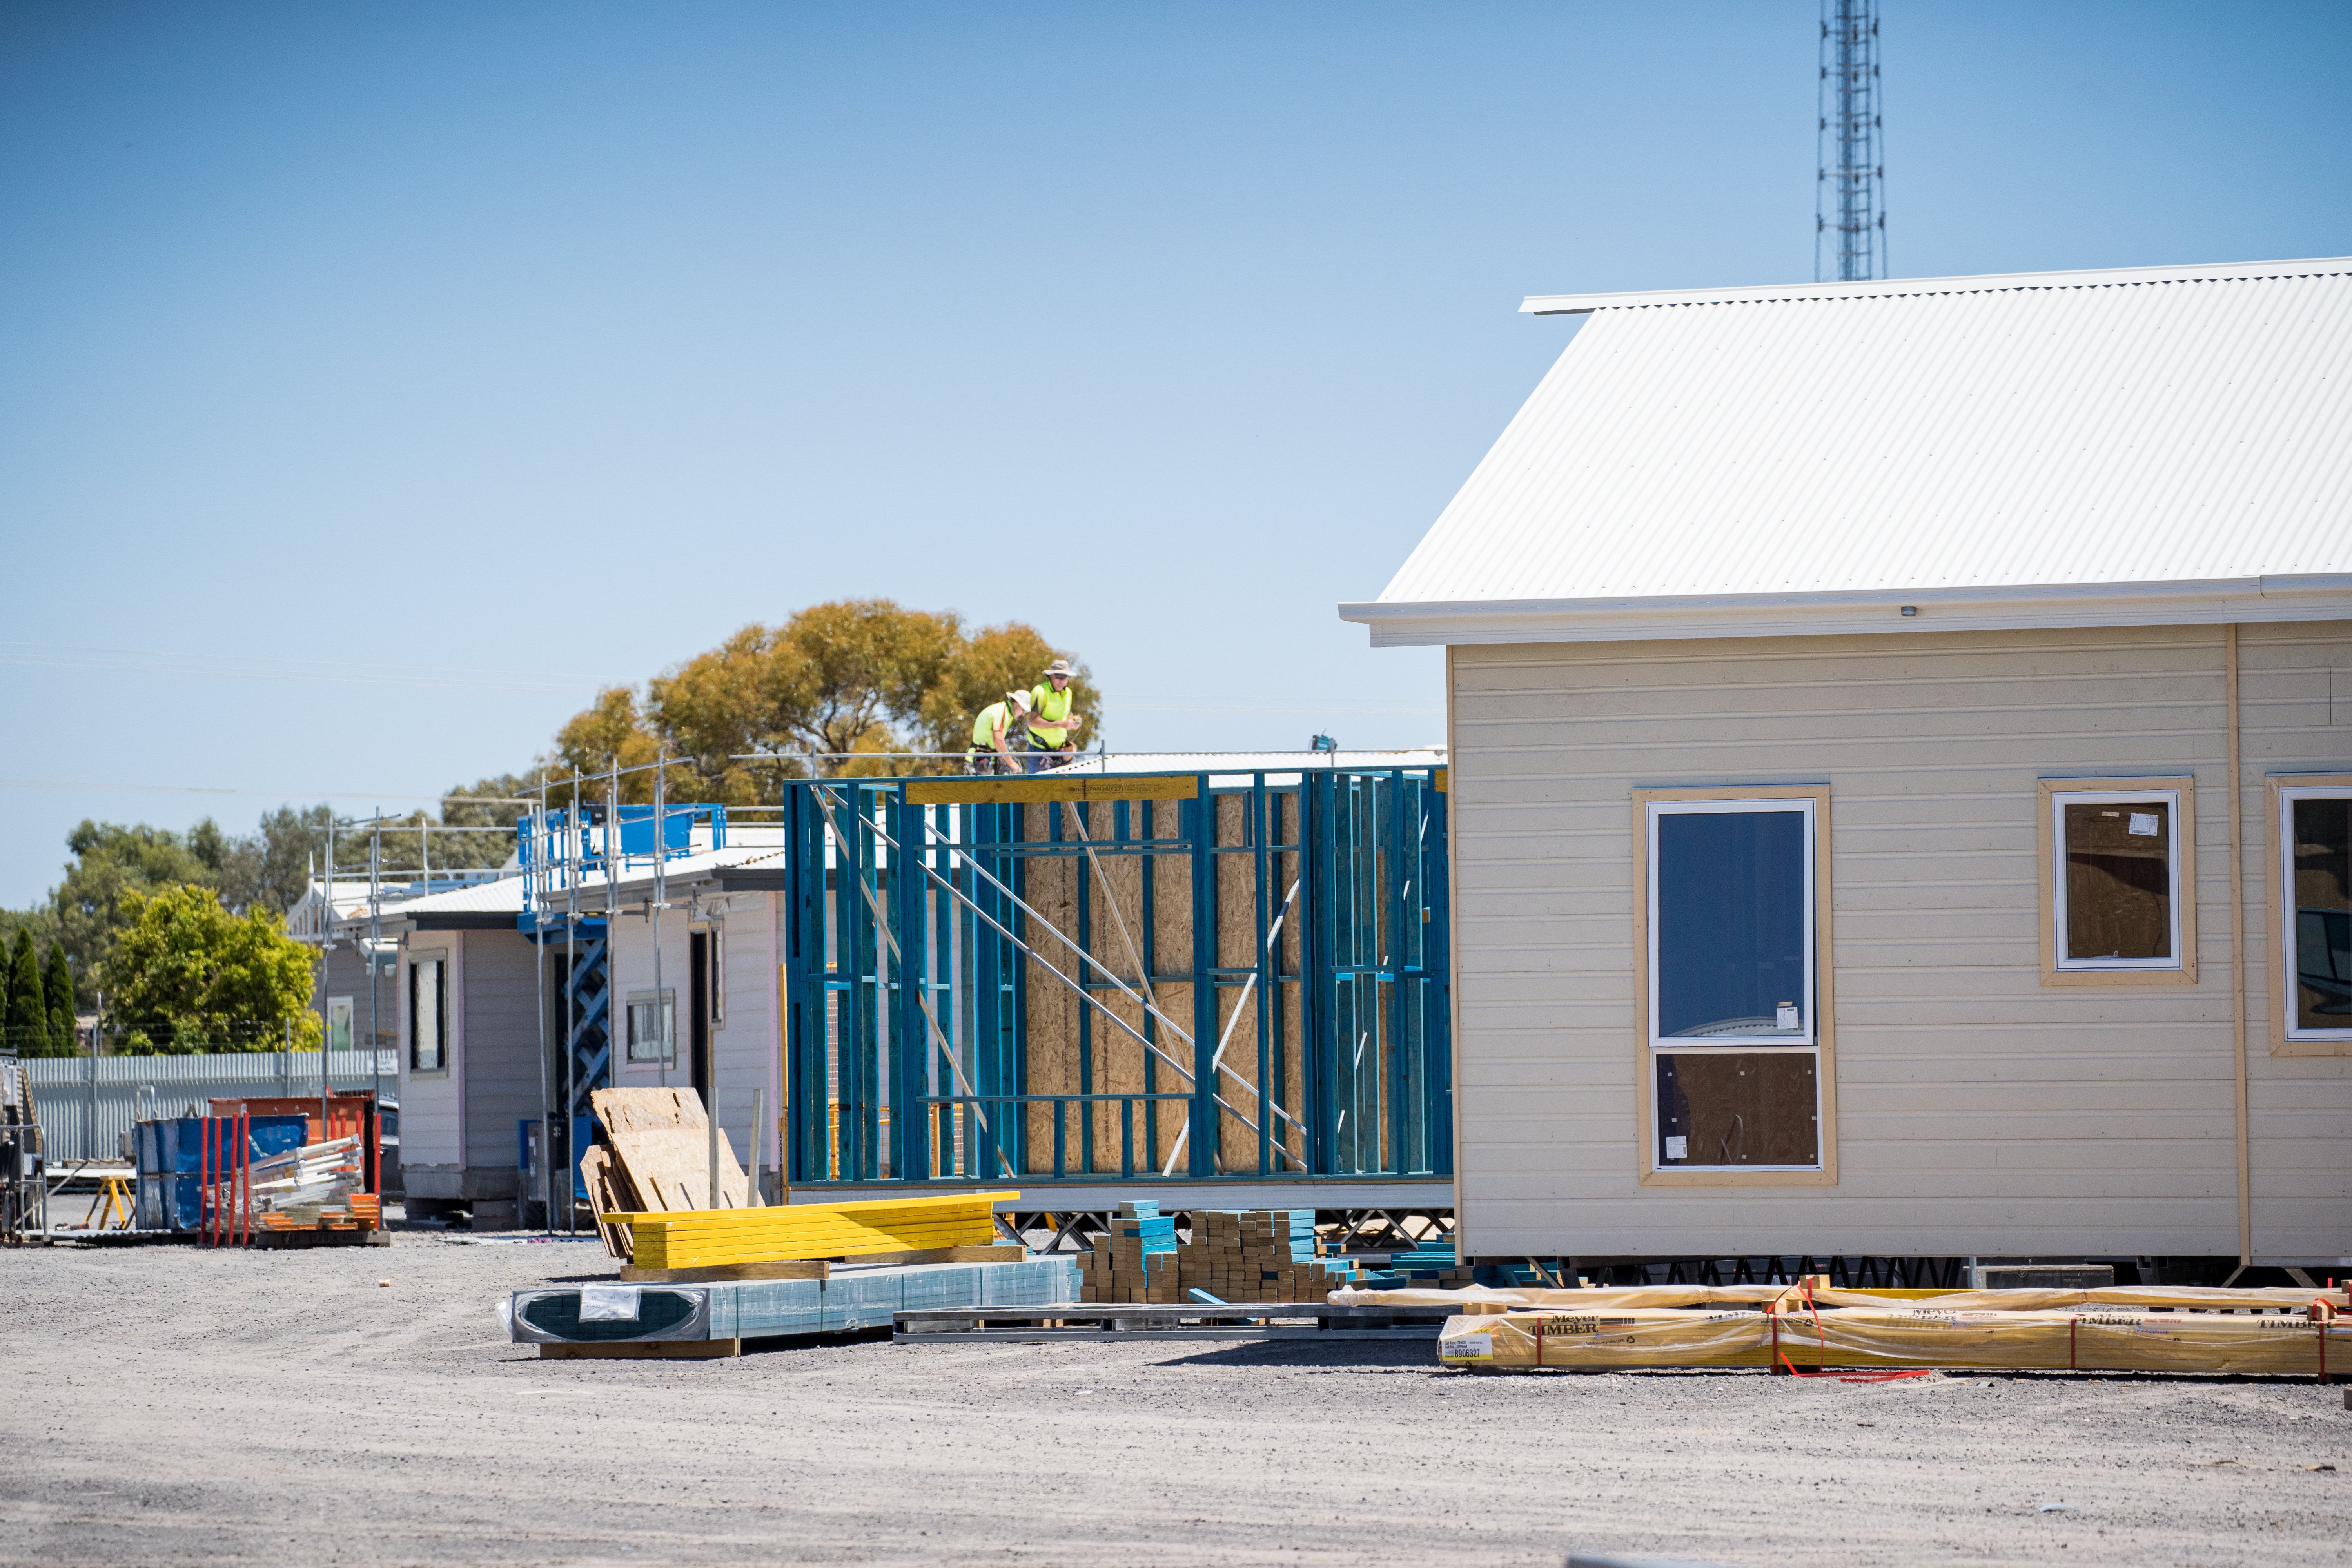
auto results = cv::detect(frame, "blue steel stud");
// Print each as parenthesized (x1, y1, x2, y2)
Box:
(1186, 784, 1215, 1178)
(891, 789, 929, 1181)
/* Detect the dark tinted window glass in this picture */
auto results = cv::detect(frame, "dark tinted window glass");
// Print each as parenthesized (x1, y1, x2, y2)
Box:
(1656, 810, 1806, 1038)
(2063, 800, 2171, 961)
(2292, 796, 2352, 1031)
(1656, 1052, 1818, 1167)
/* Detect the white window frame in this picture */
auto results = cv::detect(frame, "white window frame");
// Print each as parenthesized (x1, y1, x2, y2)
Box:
(626, 989, 676, 1065)
(2274, 778, 2352, 1052)
(2045, 783, 2189, 976)
(327, 996, 353, 1054)
(1633, 786, 1836, 1186)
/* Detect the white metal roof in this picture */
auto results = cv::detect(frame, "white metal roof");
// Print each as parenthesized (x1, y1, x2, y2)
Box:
(1342, 256, 2352, 646)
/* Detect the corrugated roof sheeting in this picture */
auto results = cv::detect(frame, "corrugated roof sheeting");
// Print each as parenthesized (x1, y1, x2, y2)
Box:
(1371, 265, 2352, 610)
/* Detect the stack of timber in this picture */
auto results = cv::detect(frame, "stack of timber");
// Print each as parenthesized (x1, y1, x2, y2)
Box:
(1078, 1202, 1181, 1303)
(1392, 1280, 2352, 1379)
(581, 1087, 751, 1260)
(611, 1190, 1020, 1282)
(1183, 1209, 1332, 1302)
(1076, 1205, 1395, 1304)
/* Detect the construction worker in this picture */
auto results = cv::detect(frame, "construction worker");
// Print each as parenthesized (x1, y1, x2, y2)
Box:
(1025, 658, 1084, 769)
(967, 689, 1034, 774)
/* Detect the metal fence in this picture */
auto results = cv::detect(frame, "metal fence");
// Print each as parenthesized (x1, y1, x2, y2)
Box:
(25, 1049, 397, 1163)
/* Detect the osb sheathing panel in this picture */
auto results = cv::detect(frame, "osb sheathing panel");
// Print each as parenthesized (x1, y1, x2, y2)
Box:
(1018, 802, 1081, 1172)
(1007, 793, 1313, 1176)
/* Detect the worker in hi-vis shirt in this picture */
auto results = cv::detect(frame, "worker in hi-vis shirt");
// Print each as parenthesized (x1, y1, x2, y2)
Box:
(1025, 658, 1084, 768)
(967, 689, 1034, 774)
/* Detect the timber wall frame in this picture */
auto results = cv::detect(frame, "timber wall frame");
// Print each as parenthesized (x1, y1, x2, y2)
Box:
(780, 768, 1452, 1188)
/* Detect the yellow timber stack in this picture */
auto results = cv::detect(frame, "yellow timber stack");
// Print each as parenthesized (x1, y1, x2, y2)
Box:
(607, 1191, 1018, 1272)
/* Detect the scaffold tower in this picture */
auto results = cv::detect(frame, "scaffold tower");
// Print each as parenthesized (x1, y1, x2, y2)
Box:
(1816, 0, 1886, 282)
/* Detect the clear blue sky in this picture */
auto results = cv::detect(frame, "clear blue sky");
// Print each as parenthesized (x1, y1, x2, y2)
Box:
(2, 2, 2347, 906)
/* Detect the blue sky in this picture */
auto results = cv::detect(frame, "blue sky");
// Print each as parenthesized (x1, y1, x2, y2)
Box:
(2, 1, 2347, 905)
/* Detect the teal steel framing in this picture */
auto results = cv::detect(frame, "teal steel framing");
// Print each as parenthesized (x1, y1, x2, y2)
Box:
(781, 768, 1451, 1188)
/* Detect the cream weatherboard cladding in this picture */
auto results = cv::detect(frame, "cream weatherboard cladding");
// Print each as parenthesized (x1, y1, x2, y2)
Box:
(1447, 620, 2352, 1263)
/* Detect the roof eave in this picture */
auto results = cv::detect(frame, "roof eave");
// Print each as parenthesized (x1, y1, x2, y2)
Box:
(1518, 256, 2352, 316)
(1339, 573, 2352, 648)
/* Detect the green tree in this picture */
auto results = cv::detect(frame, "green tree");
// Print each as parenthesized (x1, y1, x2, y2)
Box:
(100, 884, 321, 1054)
(47, 822, 217, 1002)
(915, 621, 1101, 755)
(549, 599, 1094, 789)
(44, 943, 76, 1056)
(199, 804, 332, 915)
(4, 930, 45, 1056)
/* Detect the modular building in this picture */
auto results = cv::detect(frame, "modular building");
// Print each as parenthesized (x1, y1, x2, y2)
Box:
(1341, 257, 2352, 1270)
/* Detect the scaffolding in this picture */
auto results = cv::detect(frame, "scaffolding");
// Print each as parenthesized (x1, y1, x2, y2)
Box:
(780, 764, 1451, 1189)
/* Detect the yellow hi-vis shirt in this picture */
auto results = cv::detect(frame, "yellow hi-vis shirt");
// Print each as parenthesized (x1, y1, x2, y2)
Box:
(971, 701, 1018, 750)
(1027, 681, 1073, 747)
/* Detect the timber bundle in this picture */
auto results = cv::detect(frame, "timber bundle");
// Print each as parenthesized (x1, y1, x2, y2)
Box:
(579, 1088, 751, 1259)
(1343, 1280, 2352, 1380)
(1078, 1202, 1473, 1304)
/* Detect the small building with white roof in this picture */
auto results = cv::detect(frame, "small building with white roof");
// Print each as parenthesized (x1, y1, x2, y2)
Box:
(1343, 256, 2352, 1272)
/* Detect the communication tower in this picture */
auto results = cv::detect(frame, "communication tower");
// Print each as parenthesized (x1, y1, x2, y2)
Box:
(1816, 0, 1886, 281)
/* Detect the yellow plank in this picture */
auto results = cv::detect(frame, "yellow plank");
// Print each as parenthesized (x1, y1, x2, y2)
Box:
(603, 1190, 1016, 1228)
(1433, 767, 1446, 793)
(902, 776, 1199, 806)
(635, 1225, 998, 1267)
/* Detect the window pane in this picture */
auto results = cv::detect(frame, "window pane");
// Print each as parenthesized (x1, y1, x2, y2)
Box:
(1656, 1052, 1818, 1167)
(412, 960, 442, 1071)
(2063, 800, 2171, 960)
(1656, 810, 1806, 1038)
(2292, 796, 2352, 1031)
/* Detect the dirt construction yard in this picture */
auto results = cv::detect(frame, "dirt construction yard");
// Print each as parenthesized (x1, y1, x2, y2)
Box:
(2, 1229, 2347, 1568)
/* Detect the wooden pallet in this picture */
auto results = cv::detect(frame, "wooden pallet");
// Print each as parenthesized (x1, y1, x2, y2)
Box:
(894, 1302, 1453, 1342)
(250, 1225, 390, 1249)
(537, 1338, 743, 1360)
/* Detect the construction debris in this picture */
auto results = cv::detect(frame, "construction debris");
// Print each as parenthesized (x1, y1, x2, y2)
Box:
(246, 1134, 377, 1233)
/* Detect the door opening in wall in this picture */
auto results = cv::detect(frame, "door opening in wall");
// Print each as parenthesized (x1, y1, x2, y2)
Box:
(690, 930, 711, 1105)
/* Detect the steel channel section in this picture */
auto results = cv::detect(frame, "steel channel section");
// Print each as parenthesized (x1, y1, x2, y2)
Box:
(782, 769, 1448, 1187)
(1186, 785, 1215, 1178)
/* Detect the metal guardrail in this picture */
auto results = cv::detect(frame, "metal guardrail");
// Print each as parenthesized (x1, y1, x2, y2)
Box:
(24, 1049, 397, 1162)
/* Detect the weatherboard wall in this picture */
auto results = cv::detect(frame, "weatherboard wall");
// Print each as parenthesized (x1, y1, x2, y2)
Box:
(1447, 619, 2352, 1262)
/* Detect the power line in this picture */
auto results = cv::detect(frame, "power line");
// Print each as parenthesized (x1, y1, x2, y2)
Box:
(0, 778, 531, 806)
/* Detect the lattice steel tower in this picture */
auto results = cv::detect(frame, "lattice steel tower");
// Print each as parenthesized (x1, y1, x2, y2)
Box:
(1815, 0, 1886, 281)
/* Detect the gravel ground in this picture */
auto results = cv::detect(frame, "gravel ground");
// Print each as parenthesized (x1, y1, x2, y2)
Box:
(3, 1228, 2347, 1568)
